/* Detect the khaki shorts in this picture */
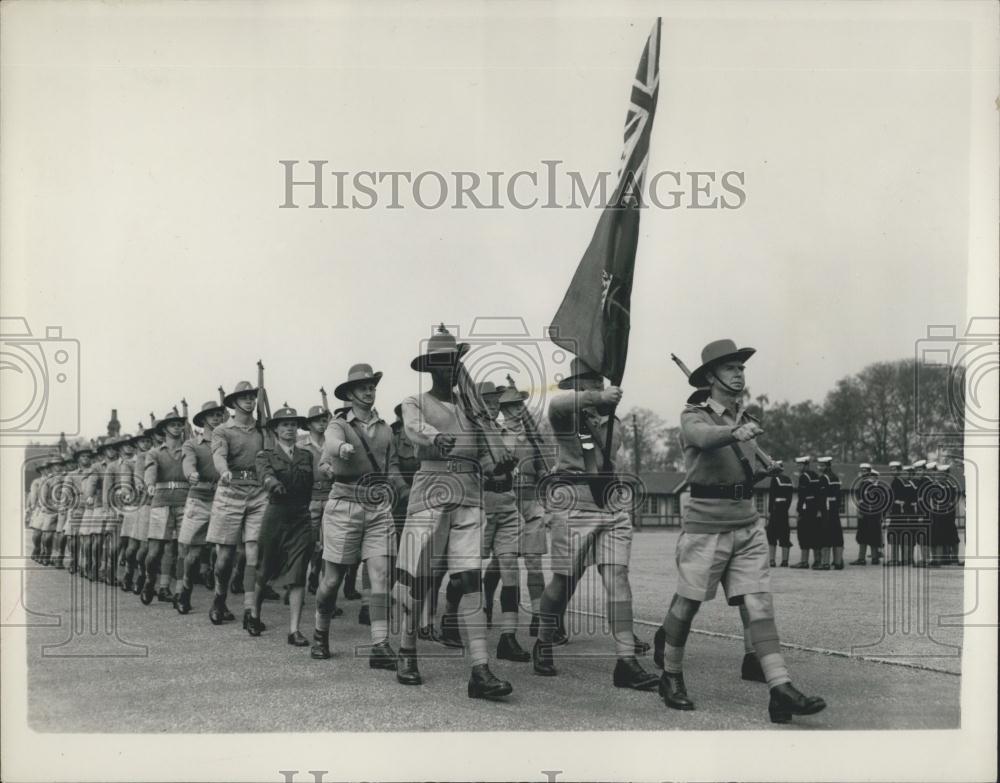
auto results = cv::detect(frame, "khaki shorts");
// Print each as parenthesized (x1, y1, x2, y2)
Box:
(206, 484, 268, 546)
(482, 504, 521, 558)
(397, 504, 484, 593)
(321, 497, 394, 565)
(120, 509, 139, 539)
(178, 495, 214, 546)
(39, 512, 59, 533)
(674, 520, 771, 603)
(308, 499, 325, 550)
(147, 504, 184, 541)
(518, 498, 548, 556)
(133, 504, 152, 542)
(548, 507, 632, 575)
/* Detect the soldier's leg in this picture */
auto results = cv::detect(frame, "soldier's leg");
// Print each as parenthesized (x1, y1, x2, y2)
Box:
(365, 555, 391, 646)
(314, 562, 346, 645)
(523, 554, 545, 625)
(496, 553, 521, 637)
(482, 555, 501, 626)
(742, 593, 789, 685)
(214, 543, 236, 602)
(359, 562, 371, 624)
(30, 529, 42, 560)
(342, 562, 361, 600)
(142, 539, 164, 601)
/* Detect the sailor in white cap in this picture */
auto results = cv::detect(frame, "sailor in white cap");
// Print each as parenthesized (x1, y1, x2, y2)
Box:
(790, 457, 821, 569)
(884, 462, 907, 566)
(850, 463, 883, 565)
(816, 457, 844, 570)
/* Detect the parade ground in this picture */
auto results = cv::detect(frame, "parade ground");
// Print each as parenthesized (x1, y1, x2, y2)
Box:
(23, 529, 962, 733)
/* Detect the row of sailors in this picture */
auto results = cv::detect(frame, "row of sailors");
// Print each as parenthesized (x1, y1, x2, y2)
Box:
(763, 456, 961, 569)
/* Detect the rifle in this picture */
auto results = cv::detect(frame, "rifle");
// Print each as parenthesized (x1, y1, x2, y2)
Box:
(669, 353, 775, 471)
(505, 373, 552, 476)
(256, 360, 274, 449)
(320, 386, 330, 413)
(181, 398, 194, 440)
(218, 386, 226, 406)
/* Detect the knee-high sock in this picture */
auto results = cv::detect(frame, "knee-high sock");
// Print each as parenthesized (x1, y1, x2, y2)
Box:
(608, 600, 634, 658)
(538, 580, 566, 644)
(400, 595, 419, 650)
(243, 562, 257, 609)
(158, 545, 174, 589)
(748, 617, 790, 687)
(370, 592, 389, 644)
(343, 563, 358, 595)
(314, 578, 338, 633)
(526, 568, 545, 613)
(662, 605, 692, 673)
(483, 561, 501, 609)
(444, 575, 463, 617)
(458, 592, 488, 666)
(361, 563, 371, 609)
(499, 585, 519, 634)
(739, 605, 754, 654)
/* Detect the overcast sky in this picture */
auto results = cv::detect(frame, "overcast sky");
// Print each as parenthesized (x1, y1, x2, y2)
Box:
(1, 1, 984, 442)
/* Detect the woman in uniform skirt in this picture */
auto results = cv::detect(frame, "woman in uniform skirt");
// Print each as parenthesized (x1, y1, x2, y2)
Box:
(247, 406, 315, 645)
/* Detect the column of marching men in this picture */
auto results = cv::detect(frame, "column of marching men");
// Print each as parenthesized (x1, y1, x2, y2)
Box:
(23, 331, 959, 722)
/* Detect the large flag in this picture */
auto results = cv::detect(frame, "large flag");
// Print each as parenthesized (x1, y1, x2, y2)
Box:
(548, 19, 661, 387)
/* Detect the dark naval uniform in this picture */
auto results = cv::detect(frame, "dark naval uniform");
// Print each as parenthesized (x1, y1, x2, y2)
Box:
(795, 469, 821, 555)
(256, 442, 314, 588)
(854, 474, 885, 551)
(766, 473, 793, 549)
(819, 470, 844, 549)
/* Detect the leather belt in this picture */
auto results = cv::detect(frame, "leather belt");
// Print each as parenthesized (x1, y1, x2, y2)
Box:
(230, 469, 257, 481)
(420, 459, 479, 474)
(155, 481, 189, 490)
(690, 482, 752, 500)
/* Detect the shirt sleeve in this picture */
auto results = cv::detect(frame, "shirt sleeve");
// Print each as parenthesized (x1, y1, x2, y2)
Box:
(143, 453, 158, 488)
(181, 440, 197, 477)
(211, 427, 230, 476)
(385, 429, 407, 495)
(547, 390, 603, 432)
(679, 408, 737, 451)
(402, 396, 439, 448)
(255, 449, 279, 491)
(323, 418, 348, 464)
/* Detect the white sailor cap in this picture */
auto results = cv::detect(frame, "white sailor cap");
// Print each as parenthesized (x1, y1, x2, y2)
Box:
(859, 462, 872, 469)
(903, 464, 914, 470)
(888, 461, 902, 468)
(817, 456, 833, 464)
(925, 461, 937, 470)
(912, 459, 927, 468)
(794, 456, 811, 464)
(937, 463, 952, 472)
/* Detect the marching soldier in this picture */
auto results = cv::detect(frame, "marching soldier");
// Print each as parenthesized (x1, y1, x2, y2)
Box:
(141, 411, 189, 605)
(247, 406, 314, 642)
(123, 422, 157, 593)
(311, 364, 403, 667)
(394, 326, 515, 699)
(65, 447, 94, 575)
(469, 381, 529, 661)
(80, 441, 111, 581)
(816, 457, 844, 570)
(174, 400, 226, 614)
(897, 464, 919, 566)
(765, 461, 793, 567)
(498, 380, 551, 637)
(652, 339, 825, 723)
(299, 404, 333, 596)
(27, 462, 50, 563)
(390, 401, 420, 595)
(531, 357, 658, 691)
(206, 381, 268, 626)
(39, 460, 64, 565)
(850, 463, 883, 565)
(101, 435, 132, 585)
(53, 455, 76, 569)
(114, 435, 141, 584)
(790, 456, 820, 569)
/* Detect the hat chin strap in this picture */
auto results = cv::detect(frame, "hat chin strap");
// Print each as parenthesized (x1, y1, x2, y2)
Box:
(707, 369, 741, 396)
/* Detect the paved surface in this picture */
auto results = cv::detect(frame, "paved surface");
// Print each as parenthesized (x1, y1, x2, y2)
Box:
(23, 530, 962, 732)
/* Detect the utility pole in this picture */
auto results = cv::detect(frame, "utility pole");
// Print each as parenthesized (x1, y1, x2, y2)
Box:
(632, 414, 641, 475)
